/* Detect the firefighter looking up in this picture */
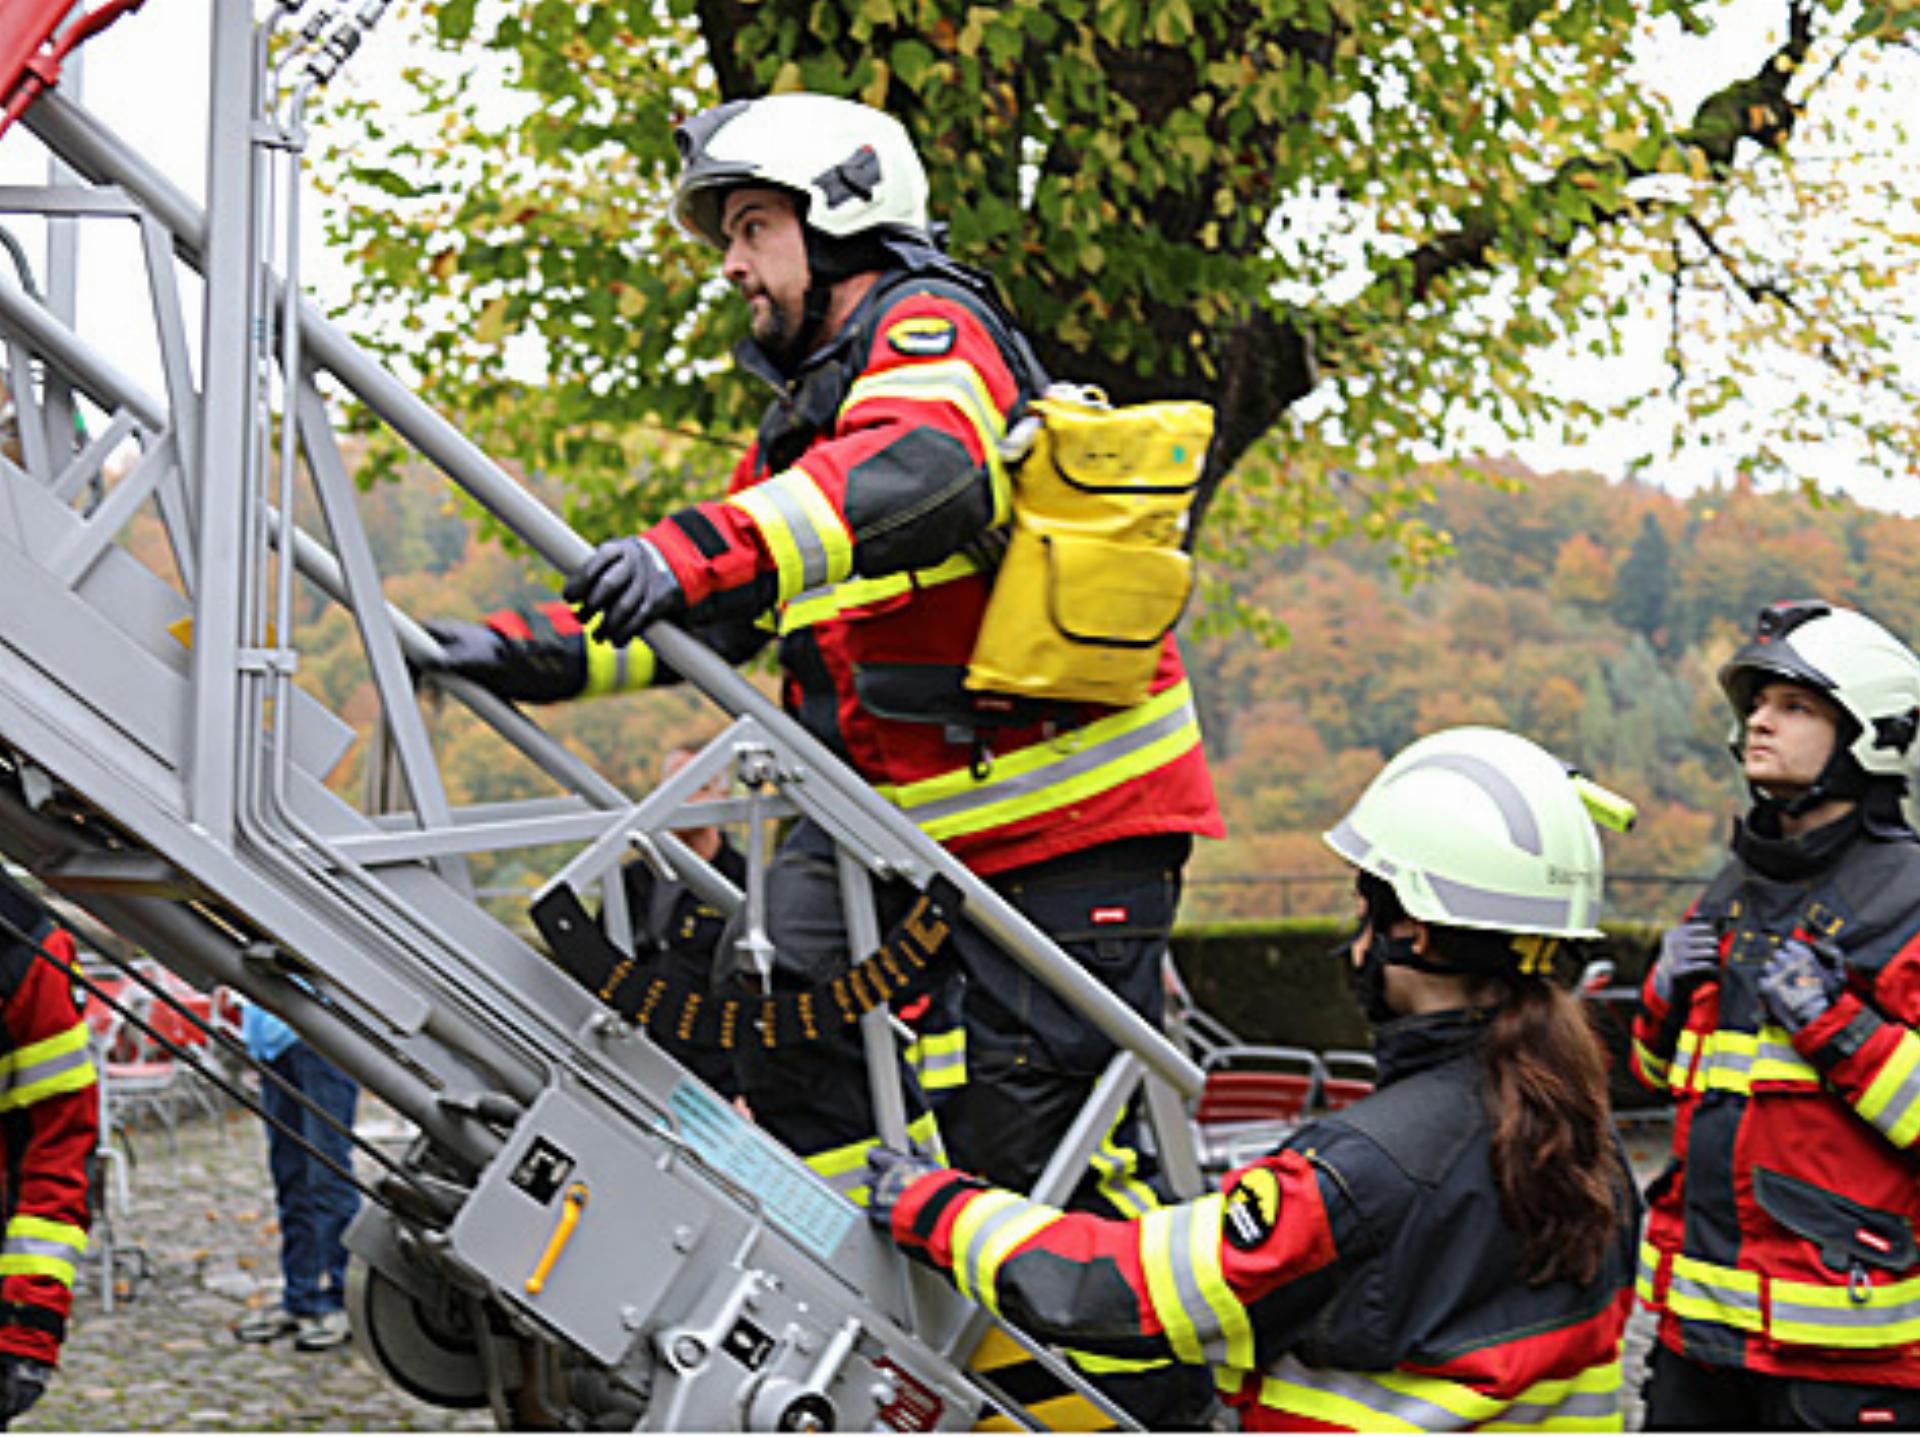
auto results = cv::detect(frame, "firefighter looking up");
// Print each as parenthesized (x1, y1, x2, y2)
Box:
(0, 874, 96, 1429)
(1632, 601, 1920, 1430)
(423, 93, 1221, 1204)
(868, 727, 1641, 1431)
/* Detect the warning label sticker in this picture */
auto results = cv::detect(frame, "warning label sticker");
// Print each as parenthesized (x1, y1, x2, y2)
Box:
(665, 1082, 859, 1262)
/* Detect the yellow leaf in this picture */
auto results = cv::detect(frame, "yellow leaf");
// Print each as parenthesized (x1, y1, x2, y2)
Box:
(476, 295, 511, 345)
(615, 284, 646, 320)
(861, 58, 892, 108)
(771, 61, 804, 93)
(429, 248, 458, 281)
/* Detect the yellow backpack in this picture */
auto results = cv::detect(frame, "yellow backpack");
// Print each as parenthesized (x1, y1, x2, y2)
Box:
(965, 387, 1213, 708)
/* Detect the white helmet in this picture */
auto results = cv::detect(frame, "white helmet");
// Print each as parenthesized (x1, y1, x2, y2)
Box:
(671, 95, 932, 250)
(1719, 600, 1920, 784)
(1323, 727, 1611, 940)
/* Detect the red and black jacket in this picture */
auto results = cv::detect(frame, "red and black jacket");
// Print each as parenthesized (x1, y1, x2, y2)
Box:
(1632, 807, 1920, 1385)
(890, 1009, 1639, 1431)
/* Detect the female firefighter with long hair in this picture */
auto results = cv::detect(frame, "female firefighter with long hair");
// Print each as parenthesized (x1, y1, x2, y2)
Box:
(869, 727, 1641, 1430)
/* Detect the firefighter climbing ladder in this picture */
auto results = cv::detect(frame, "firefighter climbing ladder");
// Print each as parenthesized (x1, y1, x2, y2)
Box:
(0, 3, 1206, 1430)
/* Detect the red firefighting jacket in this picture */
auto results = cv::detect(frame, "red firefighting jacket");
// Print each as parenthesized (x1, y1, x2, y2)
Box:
(1631, 809, 1920, 1385)
(0, 877, 96, 1366)
(491, 260, 1222, 876)
(890, 1010, 1637, 1431)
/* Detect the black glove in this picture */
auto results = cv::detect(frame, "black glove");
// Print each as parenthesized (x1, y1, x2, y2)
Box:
(865, 1145, 945, 1232)
(563, 537, 684, 648)
(1759, 936, 1850, 1035)
(0, 1354, 53, 1426)
(419, 620, 583, 704)
(1650, 919, 1720, 1007)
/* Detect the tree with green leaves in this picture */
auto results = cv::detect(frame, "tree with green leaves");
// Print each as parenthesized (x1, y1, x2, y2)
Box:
(324, 0, 1920, 592)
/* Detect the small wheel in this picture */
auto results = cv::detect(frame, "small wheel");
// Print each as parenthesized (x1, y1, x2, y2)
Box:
(345, 1257, 490, 1410)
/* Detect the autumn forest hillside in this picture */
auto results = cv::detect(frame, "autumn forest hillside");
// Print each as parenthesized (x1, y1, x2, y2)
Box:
(280, 458, 1920, 928)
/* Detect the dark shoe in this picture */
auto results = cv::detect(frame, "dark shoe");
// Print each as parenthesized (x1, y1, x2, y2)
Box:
(233, 1307, 300, 1343)
(293, 1309, 351, 1352)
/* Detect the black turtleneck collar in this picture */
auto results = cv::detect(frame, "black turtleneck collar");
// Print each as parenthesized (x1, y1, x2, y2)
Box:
(1731, 801, 1866, 883)
(1372, 1006, 1494, 1088)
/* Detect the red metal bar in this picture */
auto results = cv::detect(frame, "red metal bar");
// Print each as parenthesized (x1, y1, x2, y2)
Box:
(1, 0, 150, 142)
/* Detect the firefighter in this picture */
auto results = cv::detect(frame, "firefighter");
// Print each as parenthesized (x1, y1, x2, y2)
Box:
(868, 727, 1641, 1431)
(423, 96, 1222, 1215)
(0, 874, 96, 1429)
(1632, 600, 1920, 1429)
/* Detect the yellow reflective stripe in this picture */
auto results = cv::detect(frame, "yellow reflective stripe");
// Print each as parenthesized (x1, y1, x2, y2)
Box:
(1631, 1036, 1671, 1088)
(7, 1216, 87, 1253)
(1636, 1238, 1662, 1307)
(881, 682, 1201, 842)
(1667, 1253, 1762, 1332)
(1137, 1197, 1253, 1368)
(0, 1021, 96, 1111)
(1089, 1113, 1159, 1221)
(1185, 1194, 1257, 1371)
(0, 1253, 75, 1285)
(726, 465, 855, 603)
(801, 1110, 942, 1207)
(1669, 1027, 1821, 1096)
(950, 1190, 1058, 1312)
(581, 635, 655, 696)
(1063, 1349, 1169, 1375)
(1857, 1027, 1920, 1148)
(1769, 1269, 1920, 1347)
(904, 1026, 967, 1092)
(1256, 1353, 1622, 1431)
(842, 359, 1012, 524)
(777, 552, 982, 635)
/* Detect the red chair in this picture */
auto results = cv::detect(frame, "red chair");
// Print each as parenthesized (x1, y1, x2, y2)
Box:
(1193, 1045, 1326, 1177)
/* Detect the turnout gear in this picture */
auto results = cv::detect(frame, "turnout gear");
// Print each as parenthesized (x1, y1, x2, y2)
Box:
(0, 1353, 48, 1426)
(1650, 918, 1722, 1008)
(1720, 600, 1920, 813)
(1632, 799, 1920, 1389)
(1323, 725, 1610, 942)
(884, 1008, 1638, 1432)
(564, 536, 684, 647)
(0, 876, 95, 1371)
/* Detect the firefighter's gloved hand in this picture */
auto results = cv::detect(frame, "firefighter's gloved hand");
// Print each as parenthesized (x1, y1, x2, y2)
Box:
(1759, 937, 1849, 1034)
(866, 1146, 944, 1233)
(419, 621, 580, 704)
(564, 537, 684, 648)
(0, 1355, 53, 1426)
(1651, 920, 1720, 1007)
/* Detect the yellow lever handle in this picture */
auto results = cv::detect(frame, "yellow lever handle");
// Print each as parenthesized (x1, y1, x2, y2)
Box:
(526, 1182, 589, 1295)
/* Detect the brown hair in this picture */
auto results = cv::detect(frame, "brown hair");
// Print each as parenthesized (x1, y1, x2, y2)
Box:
(1481, 975, 1627, 1287)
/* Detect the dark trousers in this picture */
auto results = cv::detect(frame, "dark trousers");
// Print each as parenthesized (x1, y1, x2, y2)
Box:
(260, 1043, 362, 1316)
(1644, 1342, 1920, 1431)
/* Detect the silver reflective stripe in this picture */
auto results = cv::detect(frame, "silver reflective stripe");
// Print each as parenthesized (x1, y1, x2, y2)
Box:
(1324, 818, 1371, 865)
(1500, 1388, 1622, 1426)
(1398, 753, 1542, 854)
(7, 1043, 92, 1094)
(962, 1197, 1036, 1300)
(1425, 872, 1570, 930)
(1264, 1356, 1469, 1429)
(2, 1234, 81, 1262)
(1671, 1272, 1760, 1317)
(901, 697, 1197, 827)
(756, 480, 834, 591)
(1164, 1206, 1226, 1360)
(1867, 1062, 1920, 1139)
(913, 1047, 966, 1085)
(1773, 1289, 1920, 1329)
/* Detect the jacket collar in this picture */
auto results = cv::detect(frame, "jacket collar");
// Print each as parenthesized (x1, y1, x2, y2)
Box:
(1731, 802, 1864, 883)
(1372, 1006, 1492, 1088)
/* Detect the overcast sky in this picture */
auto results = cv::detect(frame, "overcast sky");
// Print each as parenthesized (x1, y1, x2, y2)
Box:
(4, 0, 1915, 514)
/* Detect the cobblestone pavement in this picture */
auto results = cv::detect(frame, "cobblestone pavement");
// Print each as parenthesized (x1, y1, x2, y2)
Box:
(21, 1095, 494, 1434)
(17, 1086, 1671, 1432)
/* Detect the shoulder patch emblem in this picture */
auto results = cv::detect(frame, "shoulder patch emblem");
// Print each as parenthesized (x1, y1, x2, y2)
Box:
(1223, 1166, 1282, 1251)
(887, 316, 957, 357)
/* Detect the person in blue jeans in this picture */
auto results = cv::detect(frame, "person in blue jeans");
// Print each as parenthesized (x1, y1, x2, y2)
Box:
(232, 1004, 360, 1351)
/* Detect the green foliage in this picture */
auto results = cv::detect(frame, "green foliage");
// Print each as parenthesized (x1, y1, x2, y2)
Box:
(318, 0, 1920, 561)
